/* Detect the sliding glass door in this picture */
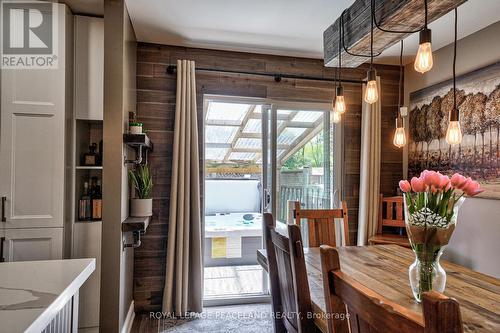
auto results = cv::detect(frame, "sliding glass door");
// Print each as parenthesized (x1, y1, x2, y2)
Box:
(266, 102, 332, 223)
(203, 96, 335, 305)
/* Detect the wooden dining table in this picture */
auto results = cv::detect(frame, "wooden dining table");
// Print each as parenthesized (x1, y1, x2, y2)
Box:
(257, 244, 500, 333)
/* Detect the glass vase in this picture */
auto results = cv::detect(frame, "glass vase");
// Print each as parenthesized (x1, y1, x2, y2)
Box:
(403, 193, 464, 302)
(408, 244, 446, 302)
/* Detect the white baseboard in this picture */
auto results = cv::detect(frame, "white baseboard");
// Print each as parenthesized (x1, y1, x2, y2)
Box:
(121, 301, 135, 333)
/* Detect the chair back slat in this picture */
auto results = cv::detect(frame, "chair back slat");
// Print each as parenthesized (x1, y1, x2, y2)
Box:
(264, 213, 315, 333)
(320, 245, 464, 333)
(293, 201, 349, 247)
(380, 195, 405, 228)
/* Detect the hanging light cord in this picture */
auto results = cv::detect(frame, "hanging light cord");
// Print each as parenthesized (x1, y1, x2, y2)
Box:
(425, 0, 429, 28)
(453, 7, 458, 113)
(338, 0, 429, 62)
(338, 18, 342, 86)
(398, 40, 403, 109)
(371, 0, 427, 34)
(370, 0, 374, 68)
(340, 9, 382, 58)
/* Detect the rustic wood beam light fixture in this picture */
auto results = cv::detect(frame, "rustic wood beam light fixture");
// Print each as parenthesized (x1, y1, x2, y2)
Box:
(323, 0, 466, 68)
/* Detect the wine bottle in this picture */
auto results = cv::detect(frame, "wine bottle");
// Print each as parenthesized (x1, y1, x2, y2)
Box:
(91, 177, 102, 221)
(79, 181, 91, 221)
(83, 143, 98, 166)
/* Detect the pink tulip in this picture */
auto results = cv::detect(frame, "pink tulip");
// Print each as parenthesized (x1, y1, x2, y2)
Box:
(450, 173, 467, 188)
(438, 173, 450, 189)
(423, 170, 441, 188)
(459, 177, 472, 190)
(444, 182, 452, 191)
(463, 180, 484, 197)
(399, 180, 411, 193)
(411, 177, 426, 192)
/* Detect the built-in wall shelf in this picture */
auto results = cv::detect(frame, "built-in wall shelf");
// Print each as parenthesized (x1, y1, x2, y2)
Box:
(76, 166, 103, 170)
(122, 216, 150, 233)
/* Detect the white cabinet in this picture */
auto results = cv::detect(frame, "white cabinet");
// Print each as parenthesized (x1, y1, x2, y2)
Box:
(0, 92, 65, 228)
(74, 16, 104, 121)
(72, 222, 101, 329)
(1, 228, 63, 262)
(72, 15, 104, 331)
(0, 3, 72, 260)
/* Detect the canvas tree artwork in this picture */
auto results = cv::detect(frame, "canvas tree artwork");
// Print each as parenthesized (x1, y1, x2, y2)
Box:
(409, 62, 500, 199)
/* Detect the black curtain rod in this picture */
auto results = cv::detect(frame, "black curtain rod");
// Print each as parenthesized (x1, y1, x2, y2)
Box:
(166, 65, 365, 84)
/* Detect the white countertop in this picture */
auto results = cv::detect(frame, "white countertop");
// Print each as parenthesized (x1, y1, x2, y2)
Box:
(0, 258, 95, 333)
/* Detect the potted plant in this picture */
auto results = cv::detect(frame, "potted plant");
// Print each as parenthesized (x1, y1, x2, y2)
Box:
(399, 170, 483, 302)
(129, 165, 153, 217)
(129, 122, 143, 135)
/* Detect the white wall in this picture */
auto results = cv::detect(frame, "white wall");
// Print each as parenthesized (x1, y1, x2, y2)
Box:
(101, 1, 136, 332)
(404, 21, 500, 278)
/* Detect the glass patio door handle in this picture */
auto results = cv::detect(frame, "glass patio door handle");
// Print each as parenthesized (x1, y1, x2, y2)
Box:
(0, 237, 5, 262)
(263, 189, 271, 210)
(1, 196, 6, 222)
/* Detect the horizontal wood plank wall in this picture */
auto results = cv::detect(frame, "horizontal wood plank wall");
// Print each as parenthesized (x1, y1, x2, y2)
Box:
(134, 43, 402, 312)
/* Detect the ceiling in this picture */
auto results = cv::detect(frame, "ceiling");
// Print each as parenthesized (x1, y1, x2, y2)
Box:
(124, 0, 500, 65)
(60, 0, 103, 16)
(61, 0, 500, 65)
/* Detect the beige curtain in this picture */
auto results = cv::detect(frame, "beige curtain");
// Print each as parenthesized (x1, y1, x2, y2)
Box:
(357, 77, 381, 246)
(163, 60, 203, 315)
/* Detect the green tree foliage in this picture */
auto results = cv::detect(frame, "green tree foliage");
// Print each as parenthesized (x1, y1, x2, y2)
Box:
(282, 131, 324, 171)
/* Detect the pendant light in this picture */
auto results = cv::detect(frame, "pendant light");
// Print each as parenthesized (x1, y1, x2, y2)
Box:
(335, 19, 347, 114)
(331, 66, 342, 124)
(331, 109, 342, 124)
(364, 1, 378, 104)
(393, 40, 407, 148)
(414, 0, 433, 73)
(446, 8, 462, 145)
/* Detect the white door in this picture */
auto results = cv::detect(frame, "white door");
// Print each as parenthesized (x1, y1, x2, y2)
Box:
(2, 228, 63, 261)
(0, 68, 66, 229)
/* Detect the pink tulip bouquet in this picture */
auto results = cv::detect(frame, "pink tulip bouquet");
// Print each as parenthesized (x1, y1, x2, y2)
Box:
(398, 170, 483, 302)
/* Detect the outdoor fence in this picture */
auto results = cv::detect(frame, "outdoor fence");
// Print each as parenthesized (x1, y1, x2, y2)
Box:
(278, 185, 329, 222)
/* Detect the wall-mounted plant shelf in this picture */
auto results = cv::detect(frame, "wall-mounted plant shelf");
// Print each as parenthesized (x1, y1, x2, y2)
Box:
(123, 133, 153, 150)
(123, 134, 154, 165)
(122, 216, 150, 250)
(76, 166, 103, 170)
(122, 216, 150, 233)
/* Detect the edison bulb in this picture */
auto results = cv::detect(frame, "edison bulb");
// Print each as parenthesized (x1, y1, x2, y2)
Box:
(446, 121, 462, 145)
(364, 80, 378, 104)
(335, 95, 346, 114)
(331, 110, 341, 124)
(393, 127, 407, 148)
(414, 42, 433, 73)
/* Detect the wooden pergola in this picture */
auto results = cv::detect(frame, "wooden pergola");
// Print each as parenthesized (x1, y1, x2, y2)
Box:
(205, 102, 325, 172)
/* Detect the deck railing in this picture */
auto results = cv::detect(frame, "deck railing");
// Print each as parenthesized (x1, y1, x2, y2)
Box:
(278, 185, 330, 222)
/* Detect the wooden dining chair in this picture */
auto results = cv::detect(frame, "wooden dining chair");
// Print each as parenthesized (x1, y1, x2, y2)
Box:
(263, 213, 316, 333)
(293, 201, 350, 247)
(368, 194, 410, 248)
(319, 245, 464, 333)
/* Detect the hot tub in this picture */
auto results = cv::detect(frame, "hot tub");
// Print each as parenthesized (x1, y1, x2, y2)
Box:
(204, 212, 263, 267)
